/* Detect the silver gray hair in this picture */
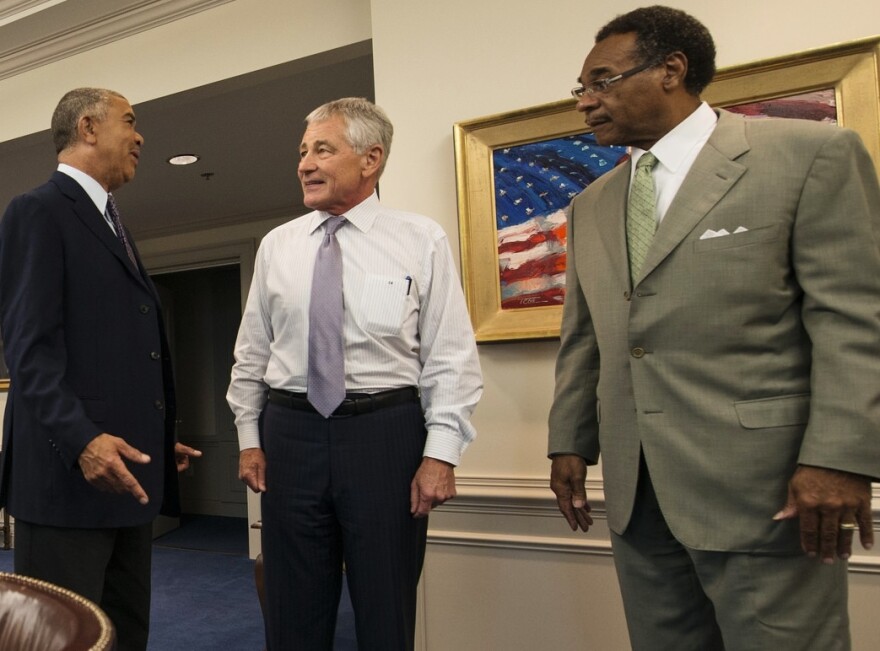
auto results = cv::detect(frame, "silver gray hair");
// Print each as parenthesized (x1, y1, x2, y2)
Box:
(51, 88, 125, 154)
(305, 97, 393, 176)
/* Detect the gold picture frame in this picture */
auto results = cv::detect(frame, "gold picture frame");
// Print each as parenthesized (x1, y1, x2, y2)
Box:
(703, 36, 880, 172)
(453, 36, 880, 343)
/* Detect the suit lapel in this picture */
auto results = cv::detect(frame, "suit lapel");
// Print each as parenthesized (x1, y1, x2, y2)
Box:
(638, 110, 750, 282)
(52, 172, 151, 291)
(593, 163, 632, 288)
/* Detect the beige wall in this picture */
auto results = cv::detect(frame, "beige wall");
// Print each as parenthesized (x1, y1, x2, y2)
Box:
(1, 1, 879, 649)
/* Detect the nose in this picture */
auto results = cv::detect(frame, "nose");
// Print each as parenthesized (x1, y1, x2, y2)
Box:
(575, 93, 599, 113)
(135, 130, 144, 146)
(298, 152, 315, 174)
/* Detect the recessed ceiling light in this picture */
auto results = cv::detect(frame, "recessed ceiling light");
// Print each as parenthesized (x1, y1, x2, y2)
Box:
(167, 154, 200, 166)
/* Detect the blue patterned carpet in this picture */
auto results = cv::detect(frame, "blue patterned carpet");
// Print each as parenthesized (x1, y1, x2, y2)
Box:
(149, 544, 264, 650)
(1, 515, 357, 650)
(154, 514, 250, 555)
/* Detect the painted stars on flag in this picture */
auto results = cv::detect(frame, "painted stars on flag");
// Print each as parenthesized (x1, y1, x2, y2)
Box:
(493, 132, 626, 309)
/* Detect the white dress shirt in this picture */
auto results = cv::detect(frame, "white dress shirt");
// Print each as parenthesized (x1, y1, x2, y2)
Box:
(56, 163, 117, 233)
(630, 101, 718, 224)
(227, 192, 483, 466)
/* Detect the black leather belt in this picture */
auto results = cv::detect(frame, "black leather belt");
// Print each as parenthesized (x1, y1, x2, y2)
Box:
(268, 386, 419, 417)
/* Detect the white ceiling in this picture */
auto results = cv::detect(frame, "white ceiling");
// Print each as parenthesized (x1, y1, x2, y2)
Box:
(0, 0, 375, 238)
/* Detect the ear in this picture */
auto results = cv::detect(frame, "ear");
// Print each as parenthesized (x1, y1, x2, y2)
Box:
(361, 144, 384, 177)
(78, 115, 99, 145)
(660, 51, 689, 92)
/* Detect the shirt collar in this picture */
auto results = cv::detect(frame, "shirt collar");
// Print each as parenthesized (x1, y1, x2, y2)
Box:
(57, 163, 110, 215)
(307, 191, 380, 235)
(631, 102, 717, 172)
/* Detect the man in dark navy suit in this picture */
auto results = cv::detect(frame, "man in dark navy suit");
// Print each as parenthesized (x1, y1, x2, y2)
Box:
(0, 87, 200, 651)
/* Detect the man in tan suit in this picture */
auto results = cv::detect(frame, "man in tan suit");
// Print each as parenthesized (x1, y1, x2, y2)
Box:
(548, 6, 880, 650)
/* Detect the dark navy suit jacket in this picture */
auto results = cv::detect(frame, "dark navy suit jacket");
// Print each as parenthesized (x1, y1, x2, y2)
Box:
(0, 171, 179, 527)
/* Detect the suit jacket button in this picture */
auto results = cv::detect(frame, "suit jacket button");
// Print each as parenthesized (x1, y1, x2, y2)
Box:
(154, 400, 164, 410)
(150, 351, 160, 360)
(631, 347, 646, 358)
(140, 305, 151, 314)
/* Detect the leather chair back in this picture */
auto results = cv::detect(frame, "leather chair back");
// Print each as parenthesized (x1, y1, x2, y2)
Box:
(0, 572, 116, 650)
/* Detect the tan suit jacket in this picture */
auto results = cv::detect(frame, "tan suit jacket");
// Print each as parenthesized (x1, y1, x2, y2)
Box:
(548, 109, 880, 552)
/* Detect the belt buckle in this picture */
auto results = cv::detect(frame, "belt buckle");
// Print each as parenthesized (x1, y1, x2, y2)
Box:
(351, 395, 373, 415)
(330, 397, 357, 419)
(328, 389, 408, 418)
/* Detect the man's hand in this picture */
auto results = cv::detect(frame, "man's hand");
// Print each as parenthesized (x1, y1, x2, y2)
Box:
(174, 442, 202, 472)
(774, 464, 874, 563)
(239, 447, 267, 493)
(410, 457, 456, 518)
(78, 433, 151, 505)
(550, 454, 593, 532)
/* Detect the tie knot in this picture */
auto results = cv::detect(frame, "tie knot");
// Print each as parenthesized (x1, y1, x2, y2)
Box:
(324, 216, 347, 236)
(636, 152, 657, 171)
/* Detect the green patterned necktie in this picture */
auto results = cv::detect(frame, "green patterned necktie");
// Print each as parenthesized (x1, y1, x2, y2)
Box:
(627, 152, 658, 282)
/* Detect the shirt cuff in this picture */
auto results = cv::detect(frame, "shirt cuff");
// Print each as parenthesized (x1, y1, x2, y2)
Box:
(238, 427, 261, 451)
(423, 428, 465, 467)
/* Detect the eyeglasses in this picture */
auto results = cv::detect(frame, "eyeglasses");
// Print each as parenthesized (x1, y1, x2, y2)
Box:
(571, 60, 658, 99)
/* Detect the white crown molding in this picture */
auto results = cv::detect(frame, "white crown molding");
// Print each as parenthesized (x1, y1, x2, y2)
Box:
(429, 529, 616, 557)
(431, 475, 880, 573)
(442, 475, 606, 520)
(447, 475, 880, 521)
(428, 528, 880, 574)
(0, 0, 235, 82)
(0, 0, 61, 23)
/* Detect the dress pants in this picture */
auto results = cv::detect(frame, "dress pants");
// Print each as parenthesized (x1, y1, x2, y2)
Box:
(609, 457, 850, 651)
(14, 519, 153, 651)
(261, 399, 428, 651)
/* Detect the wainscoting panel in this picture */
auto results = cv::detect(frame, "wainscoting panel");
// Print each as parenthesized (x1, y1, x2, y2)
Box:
(419, 475, 880, 651)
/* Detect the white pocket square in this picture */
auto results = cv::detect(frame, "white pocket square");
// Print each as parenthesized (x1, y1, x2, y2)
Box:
(699, 226, 749, 240)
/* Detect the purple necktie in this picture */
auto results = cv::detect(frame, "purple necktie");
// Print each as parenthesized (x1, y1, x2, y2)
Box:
(307, 216, 347, 418)
(106, 193, 137, 268)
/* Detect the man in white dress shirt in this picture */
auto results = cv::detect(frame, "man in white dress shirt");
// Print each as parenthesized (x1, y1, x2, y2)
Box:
(227, 97, 482, 651)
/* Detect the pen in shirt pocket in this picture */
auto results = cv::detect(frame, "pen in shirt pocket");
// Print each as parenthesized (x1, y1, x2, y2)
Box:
(405, 275, 412, 295)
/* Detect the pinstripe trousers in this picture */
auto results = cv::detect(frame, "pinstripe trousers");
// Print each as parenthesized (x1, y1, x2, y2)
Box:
(260, 399, 428, 651)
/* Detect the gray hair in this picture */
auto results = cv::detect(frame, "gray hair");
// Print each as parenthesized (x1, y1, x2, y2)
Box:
(305, 97, 393, 176)
(51, 88, 125, 154)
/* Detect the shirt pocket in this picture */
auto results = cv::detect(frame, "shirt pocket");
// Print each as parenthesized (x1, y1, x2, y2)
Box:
(359, 274, 409, 336)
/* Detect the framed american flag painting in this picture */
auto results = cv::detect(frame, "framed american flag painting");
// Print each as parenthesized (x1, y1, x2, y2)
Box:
(453, 99, 625, 342)
(454, 36, 880, 343)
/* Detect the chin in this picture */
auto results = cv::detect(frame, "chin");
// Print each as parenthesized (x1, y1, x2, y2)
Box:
(591, 131, 615, 147)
